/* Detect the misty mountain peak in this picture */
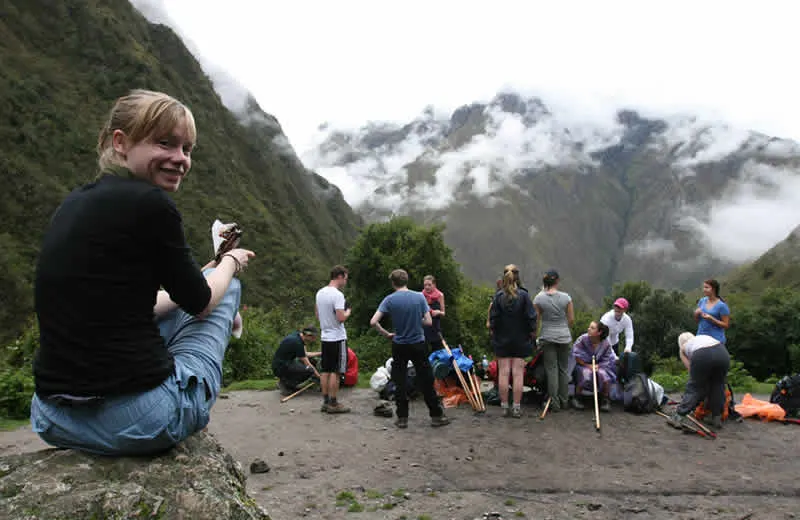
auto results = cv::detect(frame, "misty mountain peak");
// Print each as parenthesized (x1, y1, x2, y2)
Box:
(303, 89, 800, 305)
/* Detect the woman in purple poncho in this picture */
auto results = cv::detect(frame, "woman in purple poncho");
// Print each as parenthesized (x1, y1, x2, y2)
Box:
(570, 321, 616, 412)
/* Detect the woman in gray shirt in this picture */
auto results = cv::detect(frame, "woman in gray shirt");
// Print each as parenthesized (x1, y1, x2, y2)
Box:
(533, 270, 575, 412)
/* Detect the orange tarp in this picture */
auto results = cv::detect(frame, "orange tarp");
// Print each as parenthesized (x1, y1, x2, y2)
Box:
(434, 376, 478, 408)
(734, 393, 786, 422)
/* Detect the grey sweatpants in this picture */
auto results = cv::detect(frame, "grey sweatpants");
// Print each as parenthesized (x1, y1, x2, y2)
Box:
(541, 340, 571, 408)
(677, 344, 730, 416)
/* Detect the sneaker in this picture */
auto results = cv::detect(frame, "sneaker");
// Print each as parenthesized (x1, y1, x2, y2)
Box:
(395, 417, 408, 429)
(502, 406, 511, 418)
(711, 415, 723, 430)
(667, 412, 692, 430)
(431, 415, 450, 427)
(320, 402, 328, 413)
(600, 398, 611, 413)
(511, 407, 522, 419)
(326, 402, 351, 414)
(570, 397, 584, 410)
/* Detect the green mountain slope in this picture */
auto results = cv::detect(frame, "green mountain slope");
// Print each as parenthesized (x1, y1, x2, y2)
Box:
(0, 0, 362, 343)
(725, 225, 800, 295)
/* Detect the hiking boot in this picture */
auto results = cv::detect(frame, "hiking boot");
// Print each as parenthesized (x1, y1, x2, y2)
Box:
(600, 397, 611, 413)
(666, 412, 693, 430)
(395, 417, 408, 429)
(570, 397, 585, 410)
(326, 402, 351, 414)
(431, 415, 450, 427)
(278, 380, 293, 397)
(511, 407, 522, 419)
(320, 402, 328, 413)
(711, 415, 723, 430)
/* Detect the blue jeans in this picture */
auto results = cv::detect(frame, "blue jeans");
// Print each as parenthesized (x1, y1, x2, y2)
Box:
(30, 271, 241, 456)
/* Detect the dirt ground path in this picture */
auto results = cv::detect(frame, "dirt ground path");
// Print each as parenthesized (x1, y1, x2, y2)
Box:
(2, 387, 798, 520)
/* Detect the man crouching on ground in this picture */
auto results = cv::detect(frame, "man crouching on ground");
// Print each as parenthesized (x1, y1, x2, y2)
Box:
(272, 326, 321, 396)
(370, 269, 450, 429)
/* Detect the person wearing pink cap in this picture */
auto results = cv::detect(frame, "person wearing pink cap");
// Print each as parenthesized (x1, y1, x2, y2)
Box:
(600, 297, 635, 356)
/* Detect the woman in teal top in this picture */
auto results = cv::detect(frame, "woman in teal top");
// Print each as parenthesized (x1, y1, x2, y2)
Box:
(694, 279, 731, 344)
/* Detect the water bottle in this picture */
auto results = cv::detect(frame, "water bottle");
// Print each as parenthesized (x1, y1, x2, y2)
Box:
(482, 355, 489, 379)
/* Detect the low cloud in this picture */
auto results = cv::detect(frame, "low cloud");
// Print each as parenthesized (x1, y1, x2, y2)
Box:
(304, 88, 800, 264)
(304, 97, 626, 211)
(679, 161, 800, 263)
(649, 116, 755, 172)
(129, 0, 253, 115)
(625, 237, 679, 258)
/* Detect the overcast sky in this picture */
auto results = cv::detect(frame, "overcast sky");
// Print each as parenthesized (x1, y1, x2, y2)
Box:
(157, 0, 799, 153)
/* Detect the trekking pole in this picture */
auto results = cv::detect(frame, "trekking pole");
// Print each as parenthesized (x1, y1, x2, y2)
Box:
(280, 381, 315, 403)
(592, 356, 601, 432)
(655, 410, 710, 439)
(686, 414, 717, 439)
(467, 367, 486, 412)
(539, 397, 552, 420)
(440, 337, 480, 411)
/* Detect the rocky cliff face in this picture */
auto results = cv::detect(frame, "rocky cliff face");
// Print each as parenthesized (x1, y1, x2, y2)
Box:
(305, 91, 800, 305)
(0, 432, 270, 520)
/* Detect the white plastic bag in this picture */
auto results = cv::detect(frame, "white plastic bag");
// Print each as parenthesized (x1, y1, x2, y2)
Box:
(370, 367, 391, 392)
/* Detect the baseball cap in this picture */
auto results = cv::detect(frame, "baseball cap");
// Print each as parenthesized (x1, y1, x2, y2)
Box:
(613, 298, 629, 310)
(544, 269, 559, 279)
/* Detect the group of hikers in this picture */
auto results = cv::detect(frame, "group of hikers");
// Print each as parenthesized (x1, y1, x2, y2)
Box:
(27, 89, 734, 457)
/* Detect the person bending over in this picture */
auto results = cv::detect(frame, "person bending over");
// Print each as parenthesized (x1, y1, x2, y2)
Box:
(600, 297, 634, 356)
(667, 332, 730, 430)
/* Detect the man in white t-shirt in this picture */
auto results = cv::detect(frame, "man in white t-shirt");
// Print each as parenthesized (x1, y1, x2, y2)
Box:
(315, 265, 351, 413)
(600, 297, 634, 355)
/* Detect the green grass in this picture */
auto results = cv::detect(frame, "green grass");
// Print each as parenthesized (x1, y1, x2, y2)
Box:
(336, 491, 356, 501)
(365, 489, 384, 499)
(739, 382, 774, 395)
(0, 418, 28, 431)
(222, 378, 277, 392)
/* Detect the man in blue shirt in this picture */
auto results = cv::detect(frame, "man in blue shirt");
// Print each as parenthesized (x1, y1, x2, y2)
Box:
(370, 269, 450, 429)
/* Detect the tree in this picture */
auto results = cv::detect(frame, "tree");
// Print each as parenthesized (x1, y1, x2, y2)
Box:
(634, 288, 695, 372)
(602, 280, 653, 315)
(726, 288, 800, 379)
(343, 217, 464, 342)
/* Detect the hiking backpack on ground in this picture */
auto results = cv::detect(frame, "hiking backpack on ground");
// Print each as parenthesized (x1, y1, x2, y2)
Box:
(623, 373, 662, 414)
(617, 351, 642, 385)
(770, 374, 800, 416)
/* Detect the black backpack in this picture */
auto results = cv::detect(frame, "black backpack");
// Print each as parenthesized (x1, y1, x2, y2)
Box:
(770, 374, 800, 416)
(617, 351, 642, 385)
(623, 373, 659, 414)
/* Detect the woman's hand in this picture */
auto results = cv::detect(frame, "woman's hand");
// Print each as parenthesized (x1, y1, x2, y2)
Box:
(221, 248, 255, 273)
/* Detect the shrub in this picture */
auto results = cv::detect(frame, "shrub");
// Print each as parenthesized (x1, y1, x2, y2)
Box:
(222, 306, 315, 384)
(0, 368, 34, 419)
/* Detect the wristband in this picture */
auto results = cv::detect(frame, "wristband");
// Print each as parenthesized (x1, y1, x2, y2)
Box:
(221, 253, 242, 274)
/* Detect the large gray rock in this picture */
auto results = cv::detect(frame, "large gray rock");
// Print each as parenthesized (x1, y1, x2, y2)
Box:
(0, 432, 270, 520)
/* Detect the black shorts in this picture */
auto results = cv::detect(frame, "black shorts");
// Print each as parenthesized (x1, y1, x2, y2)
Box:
(321, 339, 347, 373)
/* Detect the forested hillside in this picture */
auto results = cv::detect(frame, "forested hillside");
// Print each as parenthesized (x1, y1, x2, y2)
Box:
(0, 0, 362, 343)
